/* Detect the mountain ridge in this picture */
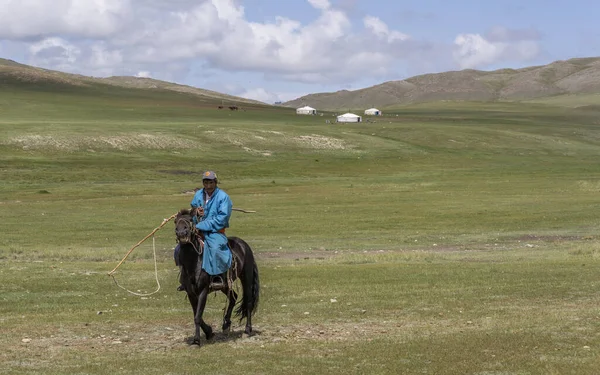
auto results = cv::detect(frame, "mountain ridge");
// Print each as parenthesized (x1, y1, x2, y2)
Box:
(0, 58, 264, 105)
(283, 57, 600, 110)
(3, 57, 600, 110)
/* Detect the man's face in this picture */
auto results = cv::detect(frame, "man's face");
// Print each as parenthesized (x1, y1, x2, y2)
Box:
(203, 179, 216, 194)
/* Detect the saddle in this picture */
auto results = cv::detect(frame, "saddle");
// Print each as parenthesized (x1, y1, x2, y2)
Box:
(191, 233, 232, 292)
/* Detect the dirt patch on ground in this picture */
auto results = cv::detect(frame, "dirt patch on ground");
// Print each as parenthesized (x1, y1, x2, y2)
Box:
(259, 250, 336, 260)
(291, 135, 347, 150)
(4, 134, 198, 151)
(203, 129, 353, 154)
(515, 234, 587, 242)
(258, 248, 409, 261)
(258, 234, 593, 261)
(6, 319, 408, 359)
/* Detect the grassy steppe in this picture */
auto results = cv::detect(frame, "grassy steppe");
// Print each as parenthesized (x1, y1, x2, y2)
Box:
(1, 81, 599, 374)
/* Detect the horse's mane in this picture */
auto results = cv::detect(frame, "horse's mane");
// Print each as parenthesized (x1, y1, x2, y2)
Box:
(177, 208, 192, 217)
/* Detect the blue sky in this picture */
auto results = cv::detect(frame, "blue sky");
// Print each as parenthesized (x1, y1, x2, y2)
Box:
(1, 0, 599, 103)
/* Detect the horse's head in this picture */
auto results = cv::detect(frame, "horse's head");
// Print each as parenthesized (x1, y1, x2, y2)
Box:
(175, 208, 195, 244)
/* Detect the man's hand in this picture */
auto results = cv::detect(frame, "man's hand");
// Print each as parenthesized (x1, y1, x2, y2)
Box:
(194, 207, 204, 218)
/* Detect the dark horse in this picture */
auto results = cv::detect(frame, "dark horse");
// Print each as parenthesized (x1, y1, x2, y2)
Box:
(174, 209, 259, 345)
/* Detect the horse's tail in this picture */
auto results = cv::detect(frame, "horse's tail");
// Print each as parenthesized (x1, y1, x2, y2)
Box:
(235, 239, 260, 320)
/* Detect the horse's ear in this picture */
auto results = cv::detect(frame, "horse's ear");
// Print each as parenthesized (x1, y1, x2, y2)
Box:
(179, 208, 191, 215)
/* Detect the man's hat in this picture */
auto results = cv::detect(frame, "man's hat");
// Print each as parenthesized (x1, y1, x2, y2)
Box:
(202, 170, 217, 180)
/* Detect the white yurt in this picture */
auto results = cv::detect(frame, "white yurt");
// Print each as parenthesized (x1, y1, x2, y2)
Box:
(336, 113, 362, 123)
(296, 106, 317, 115)
(364, 108, 381, 116)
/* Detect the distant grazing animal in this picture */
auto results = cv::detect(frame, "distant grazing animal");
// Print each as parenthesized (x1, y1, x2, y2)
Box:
(218, 105, 224, 109)
(228, 106, 238, 110)
(174, 209, 260, 345)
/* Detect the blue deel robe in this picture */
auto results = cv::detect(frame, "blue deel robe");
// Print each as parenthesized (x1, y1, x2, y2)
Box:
(190, 187, 233, 275)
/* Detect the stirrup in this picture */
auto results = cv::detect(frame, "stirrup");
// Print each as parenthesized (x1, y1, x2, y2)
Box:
(210, 276, 225, 290)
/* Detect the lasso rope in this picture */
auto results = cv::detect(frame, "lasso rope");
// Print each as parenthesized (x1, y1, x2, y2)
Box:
(107, 208, 255, 297)
(109, 236, 162, 297)
(107, 213, 177, 296)
(108, 213, 177, 275)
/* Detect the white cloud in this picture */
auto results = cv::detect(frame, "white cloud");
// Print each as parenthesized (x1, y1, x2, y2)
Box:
(1, 0, 417, 85)
(239, 87, 307, 103)
(453, 31, 541, 69)
(135, 71, 151, 78)
(308, 0, 331, 10)
(27, 38, 128, 77)
(29, 37, 81, 69)
(0, 0, 545, 97)
(364, 16, 409, 42)
(211, 0, 244, 23)
(239, 88, 276, 103)
(453, 34, 503, 69)
(0, 0, 131, 39)
(89, 43, 123, 69)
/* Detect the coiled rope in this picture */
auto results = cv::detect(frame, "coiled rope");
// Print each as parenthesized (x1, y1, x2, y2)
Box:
(107, 208, 255, 297)
(107, 213, 177, 296)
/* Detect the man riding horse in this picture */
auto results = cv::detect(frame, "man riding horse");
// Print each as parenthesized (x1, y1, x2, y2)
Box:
(174, 170, 232, 290)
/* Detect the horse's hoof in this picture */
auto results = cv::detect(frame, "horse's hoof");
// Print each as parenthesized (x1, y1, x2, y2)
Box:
(244, 327, 253, 336)
(190, 337, 201, 346)
(205, 329, 214, 340)
(222, 322, 231, 332)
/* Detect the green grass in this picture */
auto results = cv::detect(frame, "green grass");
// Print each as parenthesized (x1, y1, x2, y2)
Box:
(1, 81, 600, 374)
(2, 248, 599, 374)
(521, 93, 600, 107)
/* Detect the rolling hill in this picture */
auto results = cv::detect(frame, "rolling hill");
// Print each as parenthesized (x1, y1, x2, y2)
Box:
(284, 57, 600, 110)
(0, 58, 264, 106)
(3, 57, 600, 112)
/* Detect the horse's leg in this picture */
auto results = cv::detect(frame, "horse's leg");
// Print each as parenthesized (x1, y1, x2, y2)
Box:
(244, 304, 253, 336)
(193, 276, 214, 344)
(184, 290, 201, 344)
(181, 273, 200, 343)
(186, 289, 198, 319)
(222, 288, 238, 332)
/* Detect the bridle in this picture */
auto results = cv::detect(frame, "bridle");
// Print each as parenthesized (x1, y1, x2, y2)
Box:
(175, 215, 195, 243)
(175, 215, 203, 256)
